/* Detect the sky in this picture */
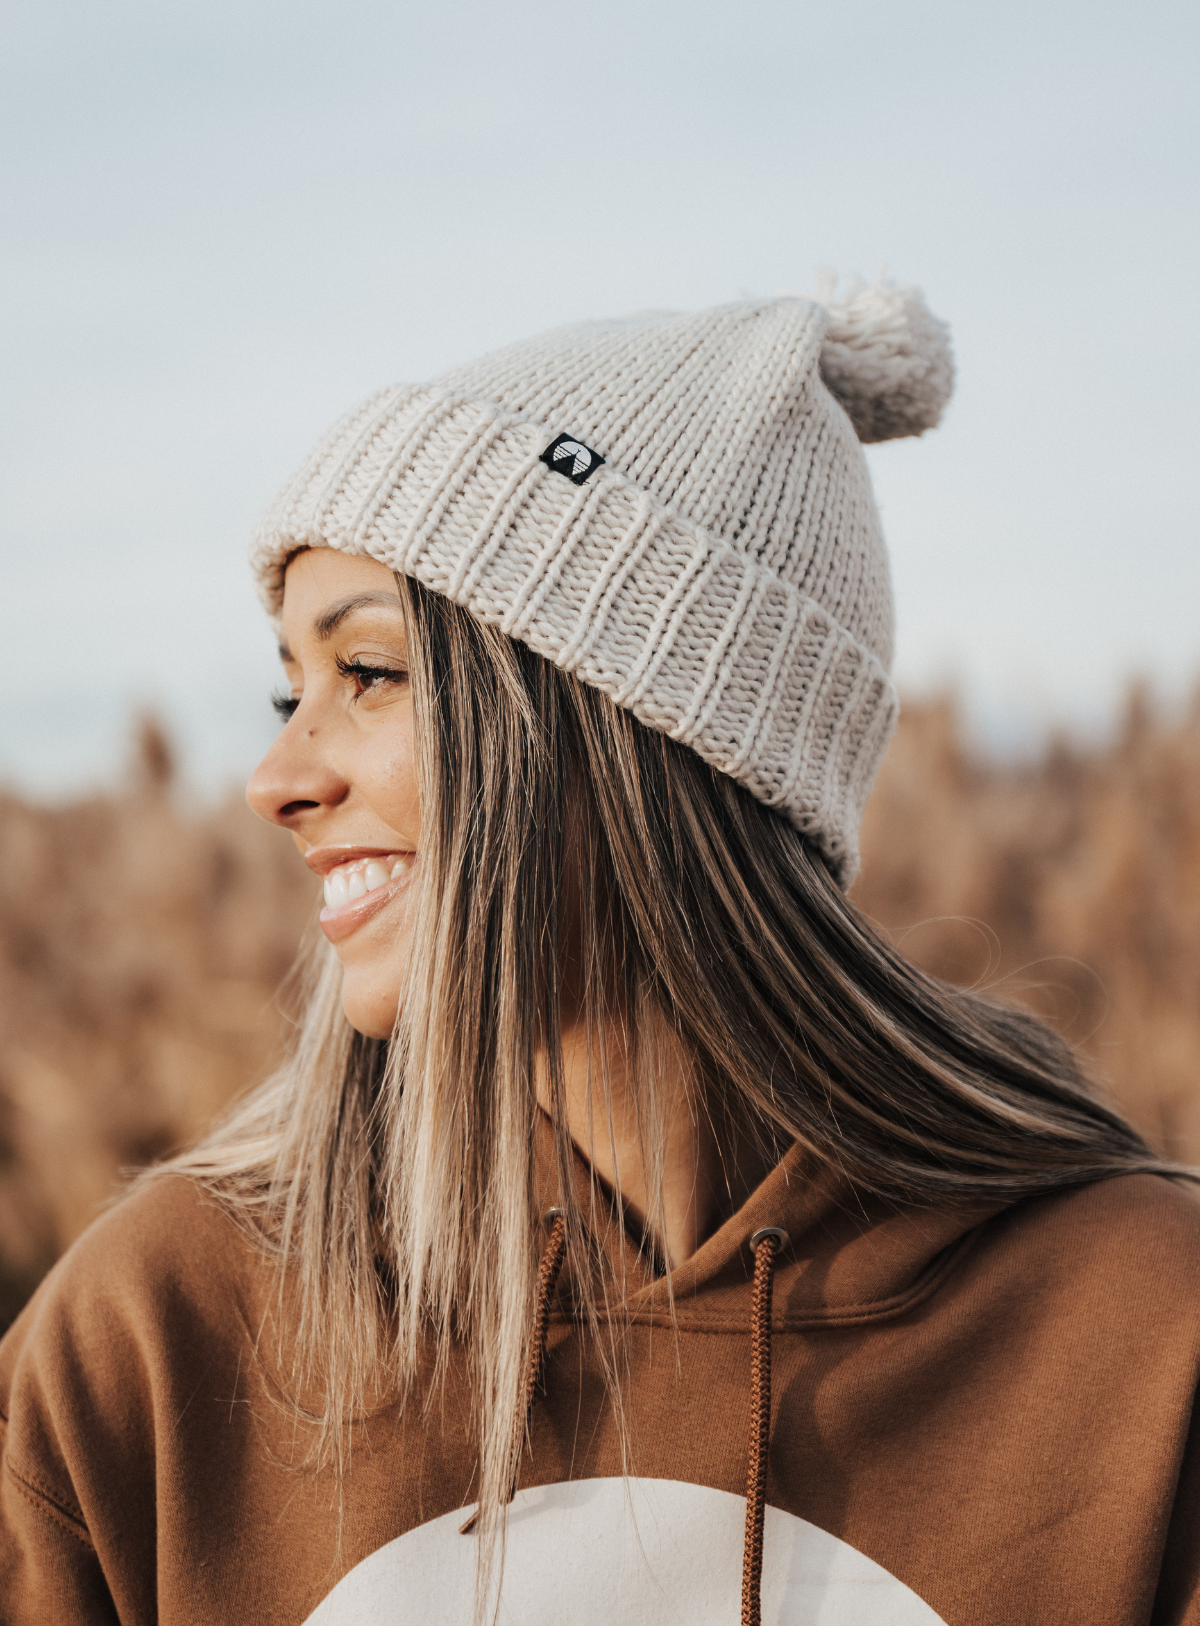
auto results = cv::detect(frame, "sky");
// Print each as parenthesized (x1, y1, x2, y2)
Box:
(3, 0, 1198, 796)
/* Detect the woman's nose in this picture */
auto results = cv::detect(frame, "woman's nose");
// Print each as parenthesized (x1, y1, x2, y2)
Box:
(246, 717, 349, 830)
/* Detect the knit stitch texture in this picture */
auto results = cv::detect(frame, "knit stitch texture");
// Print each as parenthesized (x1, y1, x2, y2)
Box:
(252, 289, 953, 882)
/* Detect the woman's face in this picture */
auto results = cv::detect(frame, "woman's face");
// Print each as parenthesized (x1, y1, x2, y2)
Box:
(246, 547, 420, 1038)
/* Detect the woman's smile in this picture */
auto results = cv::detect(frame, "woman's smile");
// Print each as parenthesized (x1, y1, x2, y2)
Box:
(306, 846, 419, 943)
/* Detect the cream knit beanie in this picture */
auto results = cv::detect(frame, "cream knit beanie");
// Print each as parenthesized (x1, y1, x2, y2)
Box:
(252, 279, 953, 882)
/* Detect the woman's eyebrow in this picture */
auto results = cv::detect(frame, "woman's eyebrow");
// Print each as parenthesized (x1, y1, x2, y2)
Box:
(313, 591, 404, 640)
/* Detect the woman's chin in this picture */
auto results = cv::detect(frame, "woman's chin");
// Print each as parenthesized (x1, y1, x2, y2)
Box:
(339, 980, 400, 1041)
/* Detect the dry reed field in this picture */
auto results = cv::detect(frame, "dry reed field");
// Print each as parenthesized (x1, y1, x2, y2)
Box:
(1, 695, 1199, 1331)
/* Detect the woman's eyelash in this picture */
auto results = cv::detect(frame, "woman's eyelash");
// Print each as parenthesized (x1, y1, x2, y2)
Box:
(270, 659, 406, 721)
(334, 654, 408, 694)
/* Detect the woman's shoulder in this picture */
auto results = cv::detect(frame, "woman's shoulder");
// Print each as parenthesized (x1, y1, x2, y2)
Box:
(0, 1173, 270, 1407)
(986, 1170, 1200, 1303)
(0, 1176, 280, 1601)
(1021, 1167, 1200, 1240)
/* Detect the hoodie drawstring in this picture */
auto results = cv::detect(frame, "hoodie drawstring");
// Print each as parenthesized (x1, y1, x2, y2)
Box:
(508, 1209, 569, 1504)
(463, 1212, 788, 1626)
(459, 1209, 568, 1536)
(742, 1226, 788, 1626)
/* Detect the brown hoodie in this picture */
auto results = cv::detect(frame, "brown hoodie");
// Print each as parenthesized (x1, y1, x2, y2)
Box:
(2, 1145, 1200, 1625)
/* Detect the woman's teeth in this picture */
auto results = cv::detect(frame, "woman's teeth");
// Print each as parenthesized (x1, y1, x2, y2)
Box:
(323, 856, 411, 910)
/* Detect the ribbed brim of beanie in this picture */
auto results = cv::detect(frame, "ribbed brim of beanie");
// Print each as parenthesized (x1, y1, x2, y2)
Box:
(251, 283, 953, 884)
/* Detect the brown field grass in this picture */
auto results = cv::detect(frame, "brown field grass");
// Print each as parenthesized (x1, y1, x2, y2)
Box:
(2, 694, 1199, 1330)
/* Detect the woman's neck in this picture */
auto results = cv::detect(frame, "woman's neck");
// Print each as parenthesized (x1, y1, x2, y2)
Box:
(539, 1014, 770, 1271)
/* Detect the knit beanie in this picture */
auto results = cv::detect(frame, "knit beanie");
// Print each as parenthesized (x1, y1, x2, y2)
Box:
(251, 280, 953, 883)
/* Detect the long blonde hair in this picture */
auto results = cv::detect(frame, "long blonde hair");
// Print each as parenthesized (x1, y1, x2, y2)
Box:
(160, 574, 1181, 1567)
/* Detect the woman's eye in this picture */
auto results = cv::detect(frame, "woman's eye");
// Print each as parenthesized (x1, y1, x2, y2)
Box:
(272, 690, 300, 721)
(334, 654, 408, 700)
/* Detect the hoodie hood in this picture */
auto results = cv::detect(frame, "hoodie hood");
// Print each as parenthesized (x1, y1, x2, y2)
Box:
(539, 1122, 1006, 1333)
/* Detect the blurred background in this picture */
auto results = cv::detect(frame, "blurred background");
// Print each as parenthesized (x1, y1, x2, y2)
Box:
(2, 0, 1198, 1328)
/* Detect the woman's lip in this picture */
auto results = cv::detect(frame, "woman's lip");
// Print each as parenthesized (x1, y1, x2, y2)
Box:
(304, 844, 410, 878)
(319, 874, 407, 944)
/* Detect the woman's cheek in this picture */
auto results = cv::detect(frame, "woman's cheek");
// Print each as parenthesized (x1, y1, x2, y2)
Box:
(366, 714, 421, 841)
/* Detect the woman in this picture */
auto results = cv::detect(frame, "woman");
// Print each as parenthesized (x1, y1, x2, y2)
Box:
(2, 284, 1199, 1626)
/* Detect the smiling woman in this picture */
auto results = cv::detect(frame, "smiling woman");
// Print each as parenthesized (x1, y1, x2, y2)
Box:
(3, 286, 1200, 1626)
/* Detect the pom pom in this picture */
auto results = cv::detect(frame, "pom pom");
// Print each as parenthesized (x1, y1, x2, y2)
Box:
(814, 273, 954, 444)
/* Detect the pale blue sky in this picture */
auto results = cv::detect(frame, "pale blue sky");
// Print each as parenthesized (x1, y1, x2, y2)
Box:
(3, 0, 1197, 793)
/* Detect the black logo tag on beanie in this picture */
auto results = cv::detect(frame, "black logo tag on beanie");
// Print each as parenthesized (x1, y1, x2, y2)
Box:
(540, 433, 606, 485)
